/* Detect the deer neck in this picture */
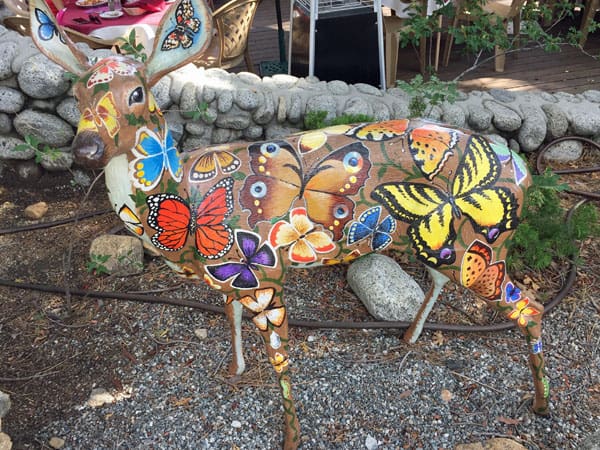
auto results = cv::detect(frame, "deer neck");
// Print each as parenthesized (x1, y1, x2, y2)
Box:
(105, 153, 135, 215)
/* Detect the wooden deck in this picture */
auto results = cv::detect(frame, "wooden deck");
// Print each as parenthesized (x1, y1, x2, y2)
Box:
(238, 0, 600, 94)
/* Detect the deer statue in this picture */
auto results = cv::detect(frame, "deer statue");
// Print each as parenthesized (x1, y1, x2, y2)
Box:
(29, 0, 549, 447)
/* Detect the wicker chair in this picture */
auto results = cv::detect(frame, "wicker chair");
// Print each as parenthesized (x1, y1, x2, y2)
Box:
(3, 0, 28, 16)
(3, 15, 121, 51)
(194, 0, 260, 72)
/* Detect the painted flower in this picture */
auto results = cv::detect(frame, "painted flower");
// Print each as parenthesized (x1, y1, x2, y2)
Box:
(269, 352, 289, 373)
(129, 125, 182, 191)
(507, 297, 540, 327)
(269, 207, 335, 264)
(239, 287, 286, 331)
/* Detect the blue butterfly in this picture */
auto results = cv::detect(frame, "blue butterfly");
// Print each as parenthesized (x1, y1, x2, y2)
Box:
(505, 281, 521, 303)
(35, 8, 65, 43)
(206, 230, 277, 289)
(347, 206, 396, 251)
(130, 126, 183, 191)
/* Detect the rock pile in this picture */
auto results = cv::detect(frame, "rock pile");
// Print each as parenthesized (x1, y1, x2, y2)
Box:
(0, 24, 598, 179)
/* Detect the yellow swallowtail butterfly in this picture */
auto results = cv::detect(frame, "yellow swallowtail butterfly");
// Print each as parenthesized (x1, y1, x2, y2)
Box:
(371, 135, 519, 267)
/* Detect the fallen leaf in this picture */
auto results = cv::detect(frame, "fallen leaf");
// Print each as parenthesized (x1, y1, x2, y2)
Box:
(432, 330, 445, 346)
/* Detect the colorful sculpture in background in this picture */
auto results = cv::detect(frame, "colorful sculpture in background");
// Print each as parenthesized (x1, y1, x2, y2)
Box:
(28, 0, 549, 447)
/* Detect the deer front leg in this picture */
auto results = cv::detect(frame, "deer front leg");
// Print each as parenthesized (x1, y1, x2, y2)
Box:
(239, 286, 301, 450)
(224, 296, 245, 377)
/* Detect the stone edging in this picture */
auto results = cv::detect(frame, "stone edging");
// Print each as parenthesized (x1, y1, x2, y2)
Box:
(0, 24, 597, 175)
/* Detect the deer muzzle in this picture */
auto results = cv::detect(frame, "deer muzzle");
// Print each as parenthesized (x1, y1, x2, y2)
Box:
(72, 131, 106, 168)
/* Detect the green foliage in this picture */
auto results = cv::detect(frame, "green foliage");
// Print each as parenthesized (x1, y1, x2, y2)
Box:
(117, 29, 148, 62)
(304, 112, 375, 130)
(13, 135, 63, 164)
(190, 102, 210, 121)
(86, 253, 110, 275)
(396, 0, 596, 76)
(508, 171, 600, 270)
(395, 74, 458, 117)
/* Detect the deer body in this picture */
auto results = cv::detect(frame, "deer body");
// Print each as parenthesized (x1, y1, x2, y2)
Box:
(29, 0, 550, 447)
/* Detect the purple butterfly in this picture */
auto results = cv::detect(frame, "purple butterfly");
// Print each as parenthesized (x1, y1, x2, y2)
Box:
(505, 282, 521, 303)
(205, 230, 277, 289)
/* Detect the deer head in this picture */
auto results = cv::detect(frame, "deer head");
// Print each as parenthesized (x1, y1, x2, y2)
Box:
(28, 0, 213, 169)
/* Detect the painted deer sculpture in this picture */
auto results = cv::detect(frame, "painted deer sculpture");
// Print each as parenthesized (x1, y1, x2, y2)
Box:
(29, 0, 549, 447)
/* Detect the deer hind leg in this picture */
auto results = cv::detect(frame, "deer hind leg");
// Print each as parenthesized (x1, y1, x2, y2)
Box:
(403, 267, 449, 344)
(238, 286, 300, 450)
(224, 297, 245, 377)
(482, 277, 550, 415)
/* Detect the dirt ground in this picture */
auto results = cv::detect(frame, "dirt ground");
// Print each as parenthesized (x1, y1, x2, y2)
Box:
(0, 154, 598, 448)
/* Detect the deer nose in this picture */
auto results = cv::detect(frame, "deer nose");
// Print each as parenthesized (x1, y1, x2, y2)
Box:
(72, 131, 105, 167)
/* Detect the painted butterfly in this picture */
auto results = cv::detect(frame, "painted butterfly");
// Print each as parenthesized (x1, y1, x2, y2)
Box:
(491, 142, 529, 186)
(35, 8, 65, 43)
(146, 177, 234, 258)
(347, 206, 396, 252)
(189, 150, 241, 182)
(205, 230, 277, 290)
(130, 125, 182, 191)
(504, 281, 522, 303)
(161, 0, 202, 50)
(269, 207, 336, 264)
(86, 59, 137, 88)
(118, 205, 144, 236)
(239, 140, 372, 241)
(79, 92, 121, 138)
(460, 240, 505, 301)
(239, 288, 286, 331)
(372, 135, 519, 267)
(348, 119, 409, 141)
(407, 125, 459, 180)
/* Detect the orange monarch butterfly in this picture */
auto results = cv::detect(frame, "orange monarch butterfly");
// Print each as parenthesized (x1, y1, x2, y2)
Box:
(146, 178, 234, 258)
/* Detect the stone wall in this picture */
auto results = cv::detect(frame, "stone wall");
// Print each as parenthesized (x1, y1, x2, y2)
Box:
(1, 23, 598, 177)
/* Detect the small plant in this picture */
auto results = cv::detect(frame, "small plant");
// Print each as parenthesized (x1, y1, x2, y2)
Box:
(14, 135, 64, 164)
(86, 253, 111, 275)
(190, 102, 210, 122)
(117, 29, 148, 62)
(395, 74, 458, 117)
(304, 112, 375, 130)
(508, 171, 600, 271)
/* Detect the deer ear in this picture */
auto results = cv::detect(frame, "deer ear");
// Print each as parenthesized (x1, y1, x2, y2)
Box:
(29, 0, 90, 75)
(145, 0, 213, 86)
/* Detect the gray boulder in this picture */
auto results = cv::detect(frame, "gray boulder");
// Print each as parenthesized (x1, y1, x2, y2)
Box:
(0, 87, 25, 114)
(17, 54, 70, 99)
(13, 109, 74, 147)
(89, 235, 144, 276)
(347, 254, 424, 322)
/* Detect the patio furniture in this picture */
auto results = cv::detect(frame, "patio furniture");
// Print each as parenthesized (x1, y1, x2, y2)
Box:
(382, 0, 451, 86)
(3, 14, 122, 50)
(193, 0, 260, 72)
(4, 0, 28, 16)
(442, 0, 527, 72)
(288, 0, 385, 88)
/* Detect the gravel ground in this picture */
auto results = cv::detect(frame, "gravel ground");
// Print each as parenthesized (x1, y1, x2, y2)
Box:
(1, 173, 598, 450)
(32, 276, 599, 450)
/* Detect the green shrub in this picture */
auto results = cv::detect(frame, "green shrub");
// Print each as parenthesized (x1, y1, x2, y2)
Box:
(508, 171, 600, 270)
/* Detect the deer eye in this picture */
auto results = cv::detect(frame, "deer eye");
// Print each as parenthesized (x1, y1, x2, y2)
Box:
(128, 87, 144, 105)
